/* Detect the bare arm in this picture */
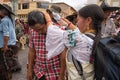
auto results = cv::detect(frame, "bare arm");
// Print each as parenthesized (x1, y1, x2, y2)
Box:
(28, 47, 35, 70)
(58, 48, 67, 80)
(27, 47, 35, 80)
(62, 18, 76, 30)
(43, 12, 52, 27)
(3, 36, 9, 52)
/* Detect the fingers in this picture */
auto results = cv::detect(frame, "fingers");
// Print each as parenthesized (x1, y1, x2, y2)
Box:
(42, 12, 52, 26)
(61, 18, 76, 30)
(42, 12, 51, 22)
(2, 46, 9, 53)
(61, 18, 71, 24)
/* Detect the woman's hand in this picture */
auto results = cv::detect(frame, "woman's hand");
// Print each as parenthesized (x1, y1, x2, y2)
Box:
(42, 12, 52, 27)
(62, 18, 76, 30)
(57, 19, 68, 27)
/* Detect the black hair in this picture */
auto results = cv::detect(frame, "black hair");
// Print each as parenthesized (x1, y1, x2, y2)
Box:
(28, 10, 46, 27)
(66, 13, 77, 25)
(78, 5, 105, 74)
(78, 4, 104, 34)
(46, 9, 52, 14)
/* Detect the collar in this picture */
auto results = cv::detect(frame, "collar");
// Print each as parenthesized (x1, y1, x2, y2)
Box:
(84, 29, 96, 34)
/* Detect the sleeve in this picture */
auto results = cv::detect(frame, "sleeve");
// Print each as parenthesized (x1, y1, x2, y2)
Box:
(1, 20, 9, 36)
(63, 29, 78, 47)
(111, 21, 117, 35)
(46, 25, 65, 59)
(29, 30, 34, 48)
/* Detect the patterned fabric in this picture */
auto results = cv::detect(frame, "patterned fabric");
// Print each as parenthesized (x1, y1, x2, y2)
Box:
(46, 25, 94, 63)
(29, 30, 60, 80)
(101, 18, 116, 38)
(67, 30, 76, 47)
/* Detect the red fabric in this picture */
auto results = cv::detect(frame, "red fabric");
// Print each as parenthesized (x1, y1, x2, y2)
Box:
(29, 30, 60, 80)
(23, 23, 29, 34)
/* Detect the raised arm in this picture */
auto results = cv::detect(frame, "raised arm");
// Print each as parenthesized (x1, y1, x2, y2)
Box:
(43, 12, 52, 27)
(62, 18, 76, 30)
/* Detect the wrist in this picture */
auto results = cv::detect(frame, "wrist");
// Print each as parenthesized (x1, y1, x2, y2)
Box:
(68, 22, 71, 27)
(4, 45, 7, 47)
(27, 64, 32, 70)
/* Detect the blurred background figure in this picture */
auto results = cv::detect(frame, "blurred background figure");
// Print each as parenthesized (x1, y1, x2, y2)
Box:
(15, 19, 24, 41)
(100, 1, 120, 38)
(66, 12, 77, 25)
(46, 5, 70, 30)
(46, 5, 61, 25)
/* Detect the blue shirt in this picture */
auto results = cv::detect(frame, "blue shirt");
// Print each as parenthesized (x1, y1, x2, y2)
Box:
(0, 16, 16, 48)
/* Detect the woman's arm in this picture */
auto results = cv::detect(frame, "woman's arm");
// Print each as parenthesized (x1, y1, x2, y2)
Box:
(58, 48, 67, 80)
(43, 12, 52, 27)
(43, 12, 76, 30)
(62, 18, 76, 30)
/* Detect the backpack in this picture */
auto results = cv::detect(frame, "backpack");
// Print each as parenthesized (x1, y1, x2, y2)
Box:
(94, 37, 120, 80)
(72, 35, 120, 80)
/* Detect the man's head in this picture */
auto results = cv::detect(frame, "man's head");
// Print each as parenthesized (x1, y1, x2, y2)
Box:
(28, 10, 47, 33)
(46, 5, 61, 23)
(0, 4, 15, 18)
(46, 5, 61, 14)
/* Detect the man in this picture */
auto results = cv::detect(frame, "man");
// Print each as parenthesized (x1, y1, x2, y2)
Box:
(27, 10, 61, 80)
(46, 5, 61, 24)
(100, 1, 120, 38)
(0, 4, 21, 79)
(46, 5, 68, 30)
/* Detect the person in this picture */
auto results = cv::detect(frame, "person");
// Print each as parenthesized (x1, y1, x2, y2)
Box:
(0, 4, 21, 79)
(0, 4, 22, 71)
(45, 4, 105, 80)
(100, 1, 120, 38)
(15, 19, 24, 41)
(46, 5, 67, 30)
(23, 19, 30, 46)
(27, 10, 61, 80)
(46, 5, 61, 25)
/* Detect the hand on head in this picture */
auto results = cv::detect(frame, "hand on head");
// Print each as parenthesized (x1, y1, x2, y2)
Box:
(42, 12, 52, 26)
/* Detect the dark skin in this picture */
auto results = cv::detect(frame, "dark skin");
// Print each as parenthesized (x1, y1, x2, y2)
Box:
(27, 47, 35, 80)
(58, 48, 67, 80)
(3, 36, 9, 52)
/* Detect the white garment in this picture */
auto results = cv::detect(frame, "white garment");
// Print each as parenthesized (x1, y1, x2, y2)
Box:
(101, 18, 117, 38)
(46, 25, 65, 59)
(46, 25, 93, 64)
(66, 51, 94, 80)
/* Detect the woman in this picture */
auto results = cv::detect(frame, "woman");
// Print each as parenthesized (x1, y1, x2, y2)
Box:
(44, 4, 104, 80)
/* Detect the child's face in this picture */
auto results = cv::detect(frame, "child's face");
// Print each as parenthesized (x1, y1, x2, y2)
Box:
(31, 23, 46, 34)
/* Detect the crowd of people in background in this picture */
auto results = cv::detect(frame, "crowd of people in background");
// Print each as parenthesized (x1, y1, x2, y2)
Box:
(15, 18, 29, 47)
(110, 10, 120, 33)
